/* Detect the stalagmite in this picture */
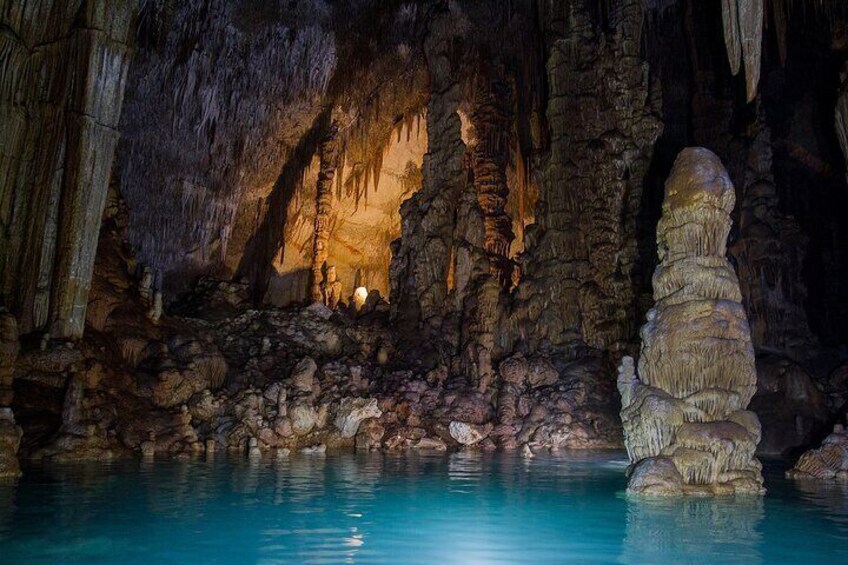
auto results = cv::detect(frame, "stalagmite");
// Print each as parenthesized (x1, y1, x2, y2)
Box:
(618, 147, 764, 496)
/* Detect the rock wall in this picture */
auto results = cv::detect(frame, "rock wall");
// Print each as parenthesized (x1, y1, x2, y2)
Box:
(0, 310, 20, 478)
(838, 62, 848, 183)
(514, 0, 662, 357)
(0, 0, 135, 339)
(618, 147, 763, 496)
(729, 111, 818, 361)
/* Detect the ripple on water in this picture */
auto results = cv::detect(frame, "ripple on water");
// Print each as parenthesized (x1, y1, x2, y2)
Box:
(0, 452, 847, 564)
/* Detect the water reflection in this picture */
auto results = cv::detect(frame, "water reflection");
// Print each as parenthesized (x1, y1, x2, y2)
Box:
(792, 479, 848, 530)
(622, 494, 765, 564)
(1, 453, 848, 564)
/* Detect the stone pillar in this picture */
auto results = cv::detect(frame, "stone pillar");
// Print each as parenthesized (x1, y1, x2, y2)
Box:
(618, 148, 764, 496)
(469, 80, 514, 285)
(0, 1, 135, 339)
(389, 7, 465, 330)
(310, 121, 339, 303)
(516, 0, 661, 356)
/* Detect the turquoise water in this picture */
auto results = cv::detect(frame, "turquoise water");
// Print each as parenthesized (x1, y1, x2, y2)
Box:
(1, 451, 847, 564)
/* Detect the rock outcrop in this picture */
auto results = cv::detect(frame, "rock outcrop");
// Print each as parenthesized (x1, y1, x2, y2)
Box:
(787, 424, 848, 481)
(618, 147, 764, 496)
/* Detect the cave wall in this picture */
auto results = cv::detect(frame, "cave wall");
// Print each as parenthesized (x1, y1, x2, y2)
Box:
(266, 121, 426, 308)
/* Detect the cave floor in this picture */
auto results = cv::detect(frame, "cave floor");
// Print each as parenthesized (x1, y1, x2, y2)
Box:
(0, 450, 846, 564)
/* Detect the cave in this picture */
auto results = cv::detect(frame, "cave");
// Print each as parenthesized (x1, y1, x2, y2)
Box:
(2, 0, 848, 562)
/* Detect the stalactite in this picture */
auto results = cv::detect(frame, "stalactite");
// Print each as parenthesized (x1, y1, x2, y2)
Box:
(720, 0, 763, 102)
(722, 0, 743, 76)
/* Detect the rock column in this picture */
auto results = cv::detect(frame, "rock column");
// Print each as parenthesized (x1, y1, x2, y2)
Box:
(729, 108, 818, 360)
(0, 1, 135, 339)
(469, 81, 514, 285)
(389, 7, 465, 330)
(310, 121, 339, 303)
(618, 147, 764, 496)
(515, 0, 661, 355)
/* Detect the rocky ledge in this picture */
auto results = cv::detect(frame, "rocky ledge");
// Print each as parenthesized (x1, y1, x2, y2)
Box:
(11, 271, 621, 464)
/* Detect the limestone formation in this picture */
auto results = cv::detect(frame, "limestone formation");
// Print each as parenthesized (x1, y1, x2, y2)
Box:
(334, 398, 381, 438)
(0, 311, 20, 478)
(514, 0, 662, 355)
(311, 123, 340, 303)
(469, 79, 514, 283)
(787, 424, 848, 481)
(449, 421, 490, 446)
(721, 0, 764, 101)
(0, 1, 135, 339)
(389, 6, 466, 331)
(729, 112, 818, 361)
(618, 147, 764, 496)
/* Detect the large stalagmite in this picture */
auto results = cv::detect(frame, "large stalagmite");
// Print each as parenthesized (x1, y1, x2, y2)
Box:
(618, 147, 764, 496)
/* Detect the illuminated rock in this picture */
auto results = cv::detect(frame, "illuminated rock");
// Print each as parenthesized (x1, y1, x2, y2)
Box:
(619, 147, 764, 496)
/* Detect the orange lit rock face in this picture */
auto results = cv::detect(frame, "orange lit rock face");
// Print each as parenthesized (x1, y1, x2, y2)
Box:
(618, 148, 764, 496)
(266, 122, 426, 308)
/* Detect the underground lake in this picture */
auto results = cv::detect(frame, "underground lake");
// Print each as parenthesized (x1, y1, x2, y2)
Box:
(2, 451, 847, 564)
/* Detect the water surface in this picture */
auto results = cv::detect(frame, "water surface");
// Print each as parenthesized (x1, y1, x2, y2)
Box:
(1, 451, 846, 564)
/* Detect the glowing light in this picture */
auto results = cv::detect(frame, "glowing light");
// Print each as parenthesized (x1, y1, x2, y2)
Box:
(353, 286, 368, 311)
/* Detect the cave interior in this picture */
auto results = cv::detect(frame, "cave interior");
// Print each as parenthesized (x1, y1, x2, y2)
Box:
(3, 0, 848, 515)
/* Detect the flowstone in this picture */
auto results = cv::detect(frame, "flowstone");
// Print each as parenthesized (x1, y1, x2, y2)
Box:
(618, 147, 764, 496)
